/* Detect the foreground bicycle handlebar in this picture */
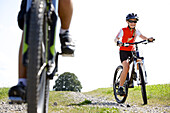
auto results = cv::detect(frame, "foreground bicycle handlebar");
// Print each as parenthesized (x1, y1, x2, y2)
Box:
(122, 39, 155, 47)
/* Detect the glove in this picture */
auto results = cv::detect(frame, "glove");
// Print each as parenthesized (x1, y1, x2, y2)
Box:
(117, 41, 122, 46)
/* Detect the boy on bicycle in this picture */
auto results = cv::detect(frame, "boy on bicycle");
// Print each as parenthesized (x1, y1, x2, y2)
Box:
(8, 0, 75, 101)
(114, 13, 154, 96)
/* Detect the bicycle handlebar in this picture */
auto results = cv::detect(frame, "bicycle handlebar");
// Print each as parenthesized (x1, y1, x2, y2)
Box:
(123, 39, 155, 47)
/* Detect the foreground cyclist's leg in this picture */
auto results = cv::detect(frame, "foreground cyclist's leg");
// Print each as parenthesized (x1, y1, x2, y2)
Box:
(19, 33, 27, 82)
(117, 60, 129, 96)
(58, 0, 75, 55)
(8, 32, 27, 102)
(8, 0, 31, 102)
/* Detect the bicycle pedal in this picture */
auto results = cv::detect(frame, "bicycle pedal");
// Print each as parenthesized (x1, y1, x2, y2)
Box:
(61, 53, 74, 57)
(9, 97, 25, 104)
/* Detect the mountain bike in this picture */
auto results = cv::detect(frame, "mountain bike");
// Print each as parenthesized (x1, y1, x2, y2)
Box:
(22, 0, 64, 112)
(113, 39, 155, 105)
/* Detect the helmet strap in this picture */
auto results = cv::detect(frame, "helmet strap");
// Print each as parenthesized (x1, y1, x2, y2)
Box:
(128, 25, 135, 30)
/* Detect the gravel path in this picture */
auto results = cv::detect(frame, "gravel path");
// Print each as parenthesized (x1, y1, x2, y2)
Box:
(66, 92, 170, 113)
(0, 92, 169, 113)
(0, 101, 27, 113)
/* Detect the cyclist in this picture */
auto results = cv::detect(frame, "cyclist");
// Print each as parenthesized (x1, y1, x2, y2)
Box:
(8, 0, 75, 101)
(114, 13, 154, 96)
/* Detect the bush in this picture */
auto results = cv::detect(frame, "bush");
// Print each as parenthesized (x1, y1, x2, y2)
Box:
(53, 72, 82, 92)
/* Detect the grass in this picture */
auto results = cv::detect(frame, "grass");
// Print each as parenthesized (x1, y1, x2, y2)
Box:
(126, 84, 170, 105)
(0, 88, 9, 100)
(85, 84, 170, 106)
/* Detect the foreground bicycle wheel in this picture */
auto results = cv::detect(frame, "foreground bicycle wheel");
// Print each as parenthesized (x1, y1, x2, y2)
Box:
(113, 65, 128, 103)
(26, 0, 48, 113)
(138, 64, 147, 104)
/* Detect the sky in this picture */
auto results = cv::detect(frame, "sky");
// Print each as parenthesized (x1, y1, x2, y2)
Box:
(0, 0, 170, 92)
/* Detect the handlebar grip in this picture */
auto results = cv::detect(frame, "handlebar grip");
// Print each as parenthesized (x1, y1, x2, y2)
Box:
(148, 38, 155, 42)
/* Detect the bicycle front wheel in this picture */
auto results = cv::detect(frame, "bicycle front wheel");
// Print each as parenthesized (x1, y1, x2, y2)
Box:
(113, 65, 128, 103)
(138, 64, 147, 104)
(26, 0, 48, 113)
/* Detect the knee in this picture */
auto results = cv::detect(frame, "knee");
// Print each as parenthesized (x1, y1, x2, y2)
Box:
(122, 61, 129, 70)
(61, 0, 72, 5)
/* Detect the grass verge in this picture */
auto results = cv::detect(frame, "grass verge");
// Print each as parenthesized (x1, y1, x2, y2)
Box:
(0, 88, 9, 100)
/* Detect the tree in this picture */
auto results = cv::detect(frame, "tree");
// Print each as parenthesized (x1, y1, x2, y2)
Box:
(53, 72, 82, 92)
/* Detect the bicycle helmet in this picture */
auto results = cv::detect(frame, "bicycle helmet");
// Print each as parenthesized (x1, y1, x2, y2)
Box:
(126, 13, 139, 21)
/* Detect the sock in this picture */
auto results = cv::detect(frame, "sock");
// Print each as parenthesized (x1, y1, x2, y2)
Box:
(18, 78, 27, 86)
(119, 86, 123, 89)
(60, 28, 69, 34)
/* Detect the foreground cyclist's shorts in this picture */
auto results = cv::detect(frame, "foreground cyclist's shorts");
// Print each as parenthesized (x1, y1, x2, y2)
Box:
(17, 0, 27, 30)
(119, 50, 133, 63)
(17, 0, 57, 30)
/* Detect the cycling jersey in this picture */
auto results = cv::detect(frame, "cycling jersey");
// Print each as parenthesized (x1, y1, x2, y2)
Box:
(116, 26, 141, 51)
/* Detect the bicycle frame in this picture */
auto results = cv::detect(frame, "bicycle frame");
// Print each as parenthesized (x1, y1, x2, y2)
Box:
(129, 44, 147, 86)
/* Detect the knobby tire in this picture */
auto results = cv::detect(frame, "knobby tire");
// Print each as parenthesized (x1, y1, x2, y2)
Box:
(113, 65, 128, 103)
(138, 64, 147, 104)
(26, 0, 49, 113)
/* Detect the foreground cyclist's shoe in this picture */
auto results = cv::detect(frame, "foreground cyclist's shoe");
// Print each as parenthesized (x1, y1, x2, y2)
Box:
(59, 31, 75, 56)
(117, 87, 125, 96)
(8, 82, 26, 103)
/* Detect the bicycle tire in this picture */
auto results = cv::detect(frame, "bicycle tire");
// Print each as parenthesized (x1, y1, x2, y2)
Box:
(113, 65, 128, 103)
(26, 0, 48, 112)
(43, 10, 50, 113)
(138, 64, 147, 104)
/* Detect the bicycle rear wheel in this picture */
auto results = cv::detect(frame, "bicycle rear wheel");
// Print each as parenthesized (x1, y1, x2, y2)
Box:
(26, 0, 48, 112)
(138, 64, 147, 104)
(113, 65, 128, 103)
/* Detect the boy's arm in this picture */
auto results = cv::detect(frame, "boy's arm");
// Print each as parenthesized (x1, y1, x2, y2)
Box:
(139, 34, 148, 40)
(139, 34, 154, 41)
(114, 37, 120, 43)
(114, 29, 123, 46)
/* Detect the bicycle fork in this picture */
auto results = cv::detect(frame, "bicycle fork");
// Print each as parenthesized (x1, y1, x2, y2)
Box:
(134, 57, 148, 85)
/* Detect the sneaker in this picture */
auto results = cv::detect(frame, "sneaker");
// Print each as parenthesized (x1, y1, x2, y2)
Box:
(117, 87, 125, 96)
(59, 31, 75, 56)
(8, 82, 26, 103)
(128, 81, 134, 88)
(132, 73, 137, 81)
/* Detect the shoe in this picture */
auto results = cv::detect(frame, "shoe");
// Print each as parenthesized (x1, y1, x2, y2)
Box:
(59, 31, 75, 56)
(8, 82, 26, 103)
(128, 81, 134, 88)
(117, 87, 125, 96)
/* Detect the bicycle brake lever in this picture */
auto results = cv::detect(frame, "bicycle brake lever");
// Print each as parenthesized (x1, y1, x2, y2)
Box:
(142, 40, 148, 44)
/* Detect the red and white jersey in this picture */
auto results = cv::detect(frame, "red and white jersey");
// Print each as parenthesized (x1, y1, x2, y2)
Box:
(116, 26, 141, 51)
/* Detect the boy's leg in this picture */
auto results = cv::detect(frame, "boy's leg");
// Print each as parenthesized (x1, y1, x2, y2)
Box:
(119, 60, 129, 86)
(117, 60, 129, 96)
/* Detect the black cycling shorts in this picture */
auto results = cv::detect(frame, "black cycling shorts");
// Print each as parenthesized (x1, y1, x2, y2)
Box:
(119, 50, 133, 63)
(17, 0, 27, 30)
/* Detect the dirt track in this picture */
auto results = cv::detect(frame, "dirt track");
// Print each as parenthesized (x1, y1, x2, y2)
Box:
(0, 92, 169, 113)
